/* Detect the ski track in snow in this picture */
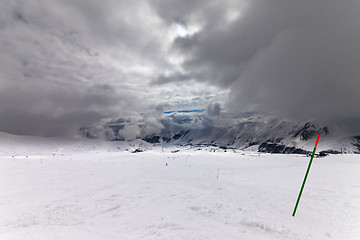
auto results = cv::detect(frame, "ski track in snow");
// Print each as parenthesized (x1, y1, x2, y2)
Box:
(0, 149, 359, 240)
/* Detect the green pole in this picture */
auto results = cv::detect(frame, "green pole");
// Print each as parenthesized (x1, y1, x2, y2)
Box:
(292, 134, 320, 217)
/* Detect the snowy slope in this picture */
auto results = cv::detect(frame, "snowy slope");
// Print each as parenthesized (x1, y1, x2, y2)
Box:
(0, 132, 152, 156)
(0, 150, 359, 239)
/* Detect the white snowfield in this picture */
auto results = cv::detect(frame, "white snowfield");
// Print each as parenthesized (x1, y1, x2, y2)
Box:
(0, 133, 359, 239)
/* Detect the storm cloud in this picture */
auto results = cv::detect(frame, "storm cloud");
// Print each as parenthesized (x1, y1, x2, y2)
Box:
(0, 0, 168, 136)
(1, 0, 360, 137)
(153, 0, 360, 131)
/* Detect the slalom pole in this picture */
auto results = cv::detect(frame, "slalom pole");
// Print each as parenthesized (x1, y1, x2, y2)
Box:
(217, 168, 219, 179)
(292, 134, 320, 217)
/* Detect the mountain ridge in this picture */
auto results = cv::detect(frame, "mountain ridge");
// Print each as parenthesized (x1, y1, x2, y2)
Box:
(79, 111, 360, 154)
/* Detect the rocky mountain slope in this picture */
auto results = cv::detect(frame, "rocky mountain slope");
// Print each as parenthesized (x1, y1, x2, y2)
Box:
(80, 111, 360, 154)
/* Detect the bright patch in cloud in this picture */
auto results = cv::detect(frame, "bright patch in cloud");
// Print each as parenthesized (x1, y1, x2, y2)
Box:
(175, 24, 188, 38)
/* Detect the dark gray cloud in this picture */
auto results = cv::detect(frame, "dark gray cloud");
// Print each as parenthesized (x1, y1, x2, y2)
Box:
(150, 0, 207, 25)
(153, 0, 360, 134)
(206, 103, 221, 117)
(0, 0, 170, 136)
(153, 72, 205, 85)
(0, 77, 136, 136)
(2, 0, 360, 137)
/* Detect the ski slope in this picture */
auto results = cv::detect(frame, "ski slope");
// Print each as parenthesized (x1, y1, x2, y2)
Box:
(0, 143, 359, 239)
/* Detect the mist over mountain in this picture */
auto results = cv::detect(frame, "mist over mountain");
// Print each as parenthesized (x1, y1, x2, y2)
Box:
(79, 106, 360, 154)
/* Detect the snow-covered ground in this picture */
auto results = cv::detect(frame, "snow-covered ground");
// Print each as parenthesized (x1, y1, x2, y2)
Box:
(0, 144, 359, 240)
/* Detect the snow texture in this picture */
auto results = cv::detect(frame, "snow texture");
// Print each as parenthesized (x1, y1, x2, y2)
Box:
(0, 133, 359, 239)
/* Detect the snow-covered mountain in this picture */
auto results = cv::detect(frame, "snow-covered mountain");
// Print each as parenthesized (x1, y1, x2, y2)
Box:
(0, 132, 153, 156)
(152, 115, 359, 154)
(80, 111, 360, 154)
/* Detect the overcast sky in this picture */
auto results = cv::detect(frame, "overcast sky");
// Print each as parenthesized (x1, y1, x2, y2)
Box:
(1, 0, 359, 137)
